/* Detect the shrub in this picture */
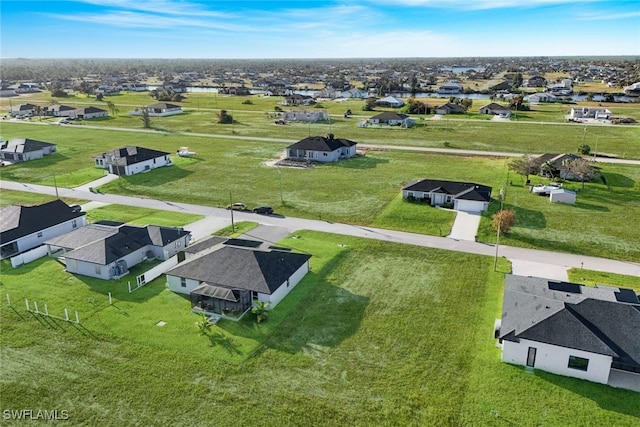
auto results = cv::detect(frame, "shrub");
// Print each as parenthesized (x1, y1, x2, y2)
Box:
(491, 209, 516, 234)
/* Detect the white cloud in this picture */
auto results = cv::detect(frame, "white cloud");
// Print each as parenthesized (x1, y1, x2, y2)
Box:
(75, 0, 230, 17)
(371, 0, 602, 10)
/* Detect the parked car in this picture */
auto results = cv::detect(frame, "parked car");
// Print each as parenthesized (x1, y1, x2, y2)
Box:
(226, 203, 247, 211)
(253, 206, 274, 214)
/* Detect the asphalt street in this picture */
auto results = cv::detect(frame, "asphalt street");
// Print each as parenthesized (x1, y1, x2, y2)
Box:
(2, 179, 639, 278)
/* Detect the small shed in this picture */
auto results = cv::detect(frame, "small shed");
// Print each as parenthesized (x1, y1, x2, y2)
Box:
(549, 189, 576, 205)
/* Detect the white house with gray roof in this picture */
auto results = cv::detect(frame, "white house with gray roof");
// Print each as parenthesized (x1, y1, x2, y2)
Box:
(498, 275, 640, 391)
(166, 238, 311, 319)
(46, 222, 190, 279)
(93, 146, 172, 176)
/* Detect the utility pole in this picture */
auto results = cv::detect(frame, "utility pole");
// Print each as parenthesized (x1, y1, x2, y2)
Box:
(277, 166, 284, 205)
(494, 219, 501, 272)
(53, 173, 59, 199)
(229, 190, 235, 232)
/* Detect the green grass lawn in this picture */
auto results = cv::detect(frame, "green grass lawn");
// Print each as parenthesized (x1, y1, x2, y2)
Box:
(2, 122, 639, 261)
(2, 231, 638, 425)
(476, 163, 640, 262)
(85, 204, 203, 227)
(567, 268, 640, 291)
(0, 189, 86, 207)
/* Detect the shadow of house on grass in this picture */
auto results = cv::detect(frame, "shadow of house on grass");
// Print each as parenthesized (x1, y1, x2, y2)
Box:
(262, 249, 369, 355)
(537, 370, 640, 418)
(330, 155, 389, 169)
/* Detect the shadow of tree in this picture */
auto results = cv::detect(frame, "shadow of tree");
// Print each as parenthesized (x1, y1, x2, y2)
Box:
(207, 331, 242, 355)
(572, 201, 610, 212)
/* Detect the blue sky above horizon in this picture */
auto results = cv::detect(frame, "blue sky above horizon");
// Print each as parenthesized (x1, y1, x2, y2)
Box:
(1, 0, 639, 58)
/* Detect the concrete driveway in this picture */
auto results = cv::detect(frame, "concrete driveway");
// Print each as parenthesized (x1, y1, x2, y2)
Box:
(448, 211, 481, 241)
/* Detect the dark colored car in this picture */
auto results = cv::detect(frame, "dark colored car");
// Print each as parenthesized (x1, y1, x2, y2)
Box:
(253, 206, 274, 215)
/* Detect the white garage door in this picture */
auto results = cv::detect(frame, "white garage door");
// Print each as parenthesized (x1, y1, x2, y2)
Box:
(455, 200, 484, 212)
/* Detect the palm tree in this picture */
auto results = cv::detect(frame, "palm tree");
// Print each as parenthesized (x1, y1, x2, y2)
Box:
(195, 312, 212, 335)
(251, 300, 270, 323)
(541, 160, 556, 179)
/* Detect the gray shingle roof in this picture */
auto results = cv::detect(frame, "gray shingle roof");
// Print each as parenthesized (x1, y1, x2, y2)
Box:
(0, 138, 56, 154)
(95, 146, 170, 166)
(0, 200, 85, 244)
(167, 246, 311, 295)
(402, 179, 492, 202)
(287, 135, 357, 152)
(61, 224, 189, 265)
(500, 275, 640, 368)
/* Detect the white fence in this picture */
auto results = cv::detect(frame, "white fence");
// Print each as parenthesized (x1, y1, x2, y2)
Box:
(130, 255, 179, 293)
(10, 245, 49, 268)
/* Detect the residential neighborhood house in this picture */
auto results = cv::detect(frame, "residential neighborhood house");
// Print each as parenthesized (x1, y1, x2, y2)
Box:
(0, 200, 86, 260)
(401, 179, 493, 212)
(375, 96, 404, 108)
(0, 138, 56, 164)
(366, 112, 415, 127)
(75, 106, 108, 119)
(569, 107, 612, 120)
(166, 238, 311, 320)
(437, 82, 463, 94)
(129, 102, 183, 117)
(286, 134, 357, 163)
(283, 110, 328, 122)
(46, 222, 191, 280)
(435, 102, 465, 115)
(537, 153, 582, 180)
(479, 103, 512, 118)
(498, 275, 640, 391)
(93, 146, 172, 176)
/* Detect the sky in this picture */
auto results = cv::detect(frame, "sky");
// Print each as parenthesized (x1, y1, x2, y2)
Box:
(1, 0, 639, 58)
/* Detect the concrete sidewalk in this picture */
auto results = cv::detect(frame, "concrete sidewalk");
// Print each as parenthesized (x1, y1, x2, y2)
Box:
(73, 173, 120, 191)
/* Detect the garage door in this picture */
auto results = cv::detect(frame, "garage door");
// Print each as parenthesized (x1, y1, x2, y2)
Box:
(455, 200, 484, 212)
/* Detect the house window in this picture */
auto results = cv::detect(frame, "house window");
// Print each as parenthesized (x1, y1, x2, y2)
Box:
(37, 232, 43, 238)
(446, 195, 453, 203)
(72, 219, 77, 229)
(568, 356, 589, 371)
(180, 278, 186, 288)
(526, 347, 537, 367)
(95, 265, 101, 275)
(323, 153, 327, 157)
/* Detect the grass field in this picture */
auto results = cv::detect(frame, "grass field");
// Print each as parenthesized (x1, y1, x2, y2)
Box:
(1, 122, 639, 261)
(3, 91, 640, 159)
(1, 231, 638, 426)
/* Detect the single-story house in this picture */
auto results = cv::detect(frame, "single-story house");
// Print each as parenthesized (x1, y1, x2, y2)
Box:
(368, 112, 415, 127)
(435, 102, 465, 115)
(93, 146, 172, 176)
(75, 106, 108, 119)
(281, 94, 315, 106)
(479, 103, 512, 118)
(437, 83, 463, 94)
(549, 189, 576, 204)
(401, 179, 492, 212)
(10, 103, 38, 117)
(537, 153, 581, 179)
(489, 81, 513, 92)
(375, 96, 404, 108)
(166, 239, 311, 319)
(624, 82, 640, 96)
(0, 138, 56, 163)
(129, 103, 183, 117)
(286, 134, 357, 163)
(0, 85, 17, 97)
(569, 107, 612, 120)
(498, 275, 640, 390)
(525, 76, 546, 87)
(528, 93, 557, 104)
(340, 88, 369, 99)
(0, 200, 86, 259)
(48, 104, 77, 117)
(46, 222, 191, 280)
(283, 110, 328, 122)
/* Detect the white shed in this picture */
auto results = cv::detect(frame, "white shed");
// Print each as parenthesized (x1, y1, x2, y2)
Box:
(549, 189, 576, 204)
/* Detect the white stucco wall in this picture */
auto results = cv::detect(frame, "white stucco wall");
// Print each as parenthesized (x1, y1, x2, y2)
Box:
(502, 339, 612, 384)
(12, 217, 86, 255)
(123, 156, 171, 175)
(263, 260, 309, 308)
(166, 275, 200, 294)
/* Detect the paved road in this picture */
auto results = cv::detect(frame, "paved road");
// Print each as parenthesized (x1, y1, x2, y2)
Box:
(3, 179, 639, 277)
(5, 119, 640, 165)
